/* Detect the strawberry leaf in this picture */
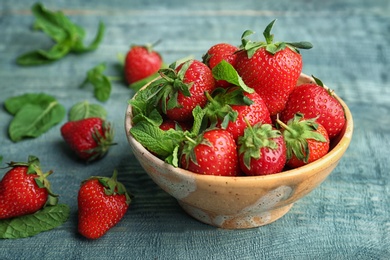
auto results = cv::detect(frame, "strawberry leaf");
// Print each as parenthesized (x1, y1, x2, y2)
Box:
(0, 204, 70, 239)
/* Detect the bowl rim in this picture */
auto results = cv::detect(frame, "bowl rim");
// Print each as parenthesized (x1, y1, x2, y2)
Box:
(125, 73, 354, 185)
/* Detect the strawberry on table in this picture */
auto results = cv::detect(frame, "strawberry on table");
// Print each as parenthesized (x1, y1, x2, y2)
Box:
(154, 59, 216, 122)
(60, 117, 115, 162)
(0, 155, 58, 219)
(238, 123, 286, 175)
(280, 76, 346, 139)
(124, 43, 163, 85)
(202, 43, 239, 88)
(277, 113, 330, 169)
(78, 170, 131, 239)
(235, 19, 312, 116)
(180, 129, 240, 176)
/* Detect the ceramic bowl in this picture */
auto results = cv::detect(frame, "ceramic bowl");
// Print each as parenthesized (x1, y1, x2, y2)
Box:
(125, 73, 354, 229)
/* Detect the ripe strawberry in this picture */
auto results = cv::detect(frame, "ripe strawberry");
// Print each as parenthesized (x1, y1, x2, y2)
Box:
(280, 77, 346, 139)
(277, 113, 330, 169)
(155, 59, 216, 122)
(204, 87, 271, 141)
(60, 117, 115, 162)
(78, 170, 131, 239)
(0, 155, 58, 219)
(235, 20, 312, 116)
(180, 129, 240, 176)
(202, 43, 239, 88)
(238, 123, 286, 175)
(124, 43, 163, 85)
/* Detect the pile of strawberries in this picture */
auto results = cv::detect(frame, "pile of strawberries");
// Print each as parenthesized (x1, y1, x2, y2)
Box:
(129, 20, 346, 176)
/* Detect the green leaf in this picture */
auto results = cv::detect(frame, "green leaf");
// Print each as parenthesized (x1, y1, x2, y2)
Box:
(68, 101, 107, 121)
(7, 96, 65, 142)
(212, 60, 254, 93)
(4, 93, 56, 115)
(0, 204, 70, 239)
(81, 63, 112, 102)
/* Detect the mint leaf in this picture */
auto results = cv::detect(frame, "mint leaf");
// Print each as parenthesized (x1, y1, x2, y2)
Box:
(5, 93, 66, 142)
(80, 63, 112, 102)
(0, 204, 70, 239)
(68, 101, 107, 121)
(16, 3, 105, 66)
(212, 60, 254, 93)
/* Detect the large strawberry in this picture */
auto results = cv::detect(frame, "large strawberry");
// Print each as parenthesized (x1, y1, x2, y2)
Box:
(60, 117, 115, 162)
(154, 59, 216, 122)
(238, 123, 286, 175)
(124, 43, 163, 85)
(202, 43, 239, 88)
(78, 170, 131, 239)
(0, 155, 58, 219)
(204, 87, 271, 141)
(280, 76, 346, 139)
(235, 20, 312, 116)
(277, 113, 330, 169)
(180, 129, 240, 176)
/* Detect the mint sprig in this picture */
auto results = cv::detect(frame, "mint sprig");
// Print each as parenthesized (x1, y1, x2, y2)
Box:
(80, 63, 112, 102)
(68, 101, 107, 121)
(16, 3, 105, 66)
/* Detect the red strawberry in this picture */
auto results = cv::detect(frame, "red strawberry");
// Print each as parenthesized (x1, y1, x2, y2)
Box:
(202, 43, 239, 88)
(277, 113, 330, 169)
(0, 155, 58, 219)
(204, 87, 271, 141)
(78, 170, 131, 239)
(280, 77, 346, 139)
(124, 44, 163, 85)
(235, 20, 312, 116)
(238, 123, 286, 175)
(155, 59, 216, 122)
(180, 129, 240, 176)
(60, 117, 115, 162)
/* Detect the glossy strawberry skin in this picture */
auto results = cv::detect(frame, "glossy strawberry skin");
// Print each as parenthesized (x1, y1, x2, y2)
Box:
(286, 122, 330, 169)
(78, 178, 129, 239)
(203, 43, 238, 88)
(181, 129, 240, 176)
(239, 134, 286, 176)
(280, 83, 346, 139)
(0, 166, 48, 219)
(124, 45, 162, 84)
(166, 60, 216, 122)
(60, 117, 114, 161)
(235, 47, 302, 116)
(218, 91, 272, 141)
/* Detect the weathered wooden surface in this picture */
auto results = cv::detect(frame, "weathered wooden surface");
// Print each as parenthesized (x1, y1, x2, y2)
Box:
(0, 0, 389, 259)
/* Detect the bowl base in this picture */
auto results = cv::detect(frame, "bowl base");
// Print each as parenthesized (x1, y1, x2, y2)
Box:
(178, 201, 294, 229)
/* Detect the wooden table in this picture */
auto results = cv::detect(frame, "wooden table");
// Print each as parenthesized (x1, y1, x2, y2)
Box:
(1, 1, 389, 259)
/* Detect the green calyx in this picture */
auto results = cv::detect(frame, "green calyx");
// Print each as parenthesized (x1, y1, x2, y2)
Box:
(277, 113, 327, 163)
(150, 60, 194, 114)
(86, 121, 116, 162)
(238, 122, 281, 170)
(203, 88, 253, 129)
(239, 19, 313, 58)
(88, 169, 132, 205)
(8, 155, 58, 206)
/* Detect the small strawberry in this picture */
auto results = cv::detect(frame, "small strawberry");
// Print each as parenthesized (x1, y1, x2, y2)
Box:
(204, 87, 271, 141)
(0, 155, 58, 219)
(280, 76, 346, 139)
(180, 129, 240, 176)
(154, 59, 216, 122)
(277, 113, 330, 169)
(124, 43, 163, 85)
(60, 117, 115, 162)
(238, 123, 286, 175)
(235, 19, 312, 116)
(202, 43, 239, 88)
(78, 170, 131, 239)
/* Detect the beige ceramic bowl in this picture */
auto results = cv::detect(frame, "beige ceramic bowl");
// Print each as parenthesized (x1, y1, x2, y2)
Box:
(125, 73, 354, 229)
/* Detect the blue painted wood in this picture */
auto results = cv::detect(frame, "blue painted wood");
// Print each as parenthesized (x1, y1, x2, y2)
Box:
(0, 0, 389, 259)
